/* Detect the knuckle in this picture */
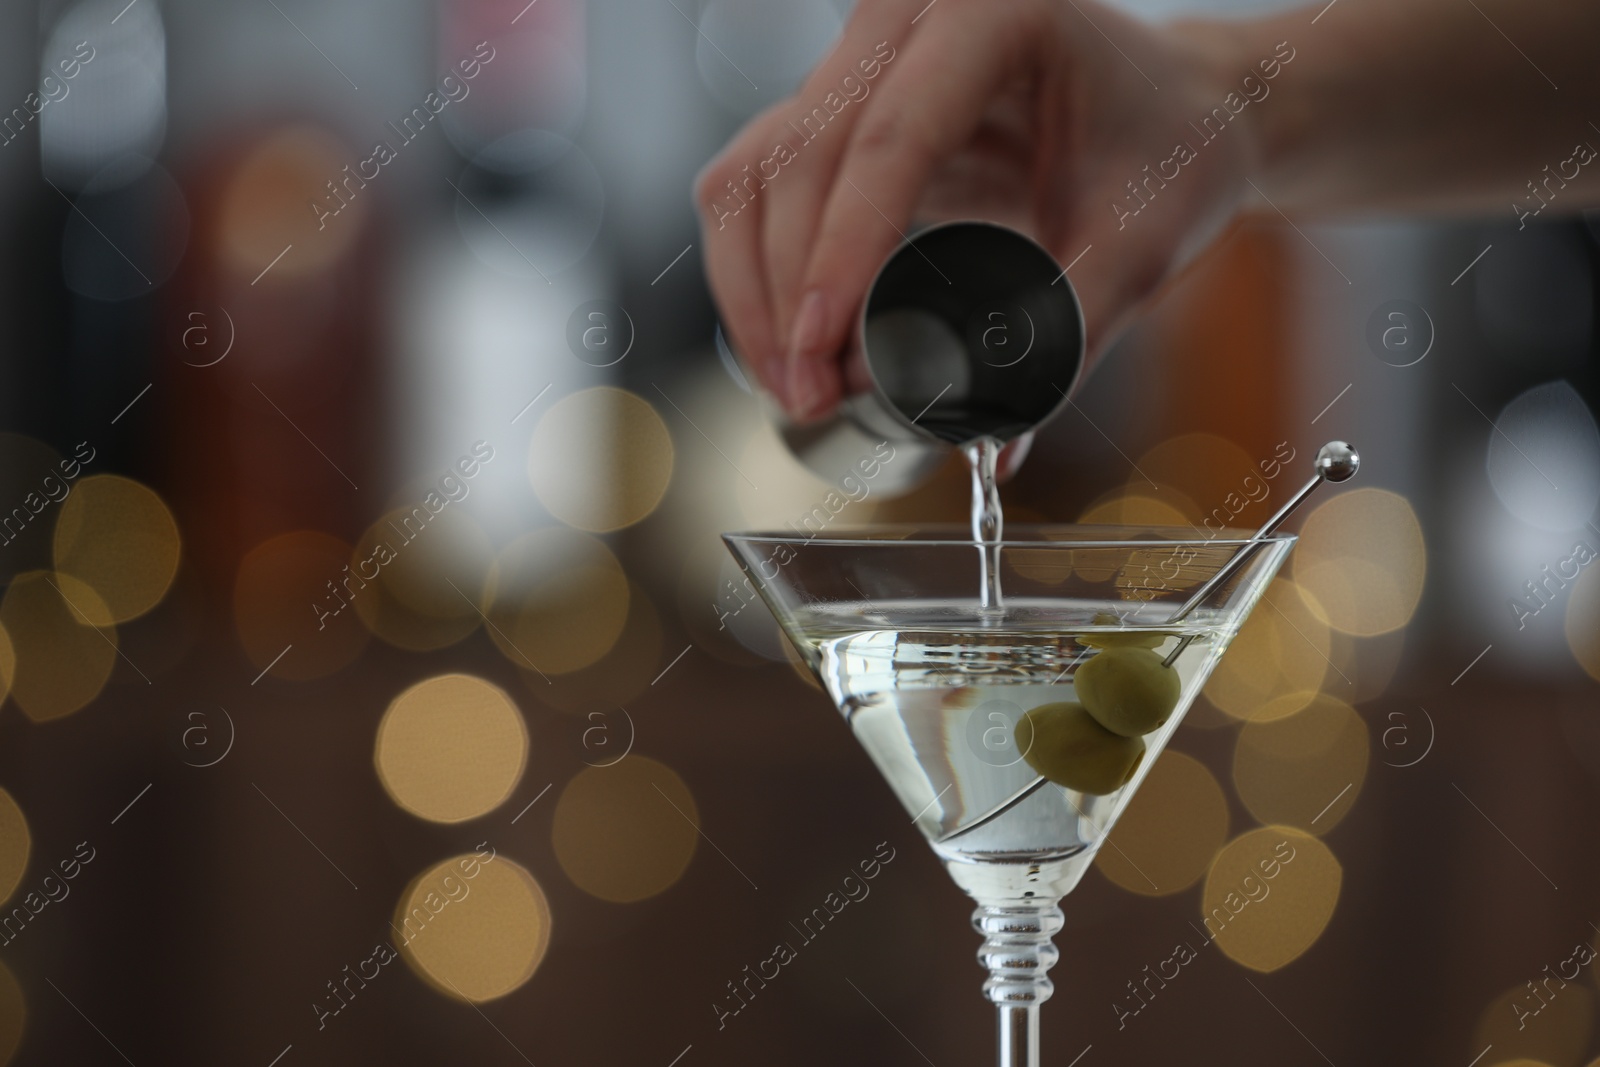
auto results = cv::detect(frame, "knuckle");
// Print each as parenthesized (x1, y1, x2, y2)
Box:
(852, 109, 936, 165)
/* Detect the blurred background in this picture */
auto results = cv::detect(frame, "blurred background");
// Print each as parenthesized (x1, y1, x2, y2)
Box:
(0, 0, 1596, 1064)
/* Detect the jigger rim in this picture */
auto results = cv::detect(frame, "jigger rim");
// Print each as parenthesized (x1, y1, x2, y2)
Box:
(855, 218, 1086, 444)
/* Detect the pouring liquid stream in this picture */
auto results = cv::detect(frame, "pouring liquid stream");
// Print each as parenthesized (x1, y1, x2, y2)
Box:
(962, 436, 1005, 617)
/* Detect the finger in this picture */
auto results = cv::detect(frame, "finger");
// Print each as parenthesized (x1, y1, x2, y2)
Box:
(789, 6, 1042, 420)
(997, 433, 1033, 484)
(759, 5, 919, 349)
(695, 121, 785, 402)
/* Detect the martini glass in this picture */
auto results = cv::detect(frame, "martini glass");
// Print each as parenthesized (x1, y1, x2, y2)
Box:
(723, 524, 1295, 1067)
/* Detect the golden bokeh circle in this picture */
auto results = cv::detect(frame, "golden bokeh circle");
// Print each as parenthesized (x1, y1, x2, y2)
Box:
(528, 387, 674, 533)
(218, 125, 360, 278)
(1134, 433, 1272, 529)
(0, 790, 29, 906)
(1007, 545, 1076, 586)
(1233, 695, 1369, 834)
(234, 531, 369, 681)
(484, 528, 629, 675)
(1202, 826, 1341, 972)
(1078, 493, 1193, 528)
(0, 624, 14, 708)
(552, 757, 698, 903)
(1293, 488, 1426, 636)
(0, 571, 116, 722)
(1566, 561, 1600, 682)
(351, 506, 492, 652)
(395, 853, 551, 1003)
(1473, 979, 1593, 1067)
(1204, 579, 1331, 721)
(376, 675, 528, 823)
(52, 475, 180, 624)
(1095, 751, 1228, 896)
(0, 960, 21, 1066)
(536, 582, 664, 713)
(731, 420, 873, 530)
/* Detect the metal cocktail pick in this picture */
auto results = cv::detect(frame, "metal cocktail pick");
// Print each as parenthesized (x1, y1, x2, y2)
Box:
(939, 440, 1360, 845)
(1157, 439, 1359, 664)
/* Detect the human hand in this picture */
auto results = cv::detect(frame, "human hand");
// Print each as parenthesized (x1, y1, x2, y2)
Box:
(696, 0, 1267, 422)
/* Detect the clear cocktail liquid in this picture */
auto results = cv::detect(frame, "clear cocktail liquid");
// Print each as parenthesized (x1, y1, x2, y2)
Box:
(793, 601, 1223, 900)
(773, 440, 1227, 899)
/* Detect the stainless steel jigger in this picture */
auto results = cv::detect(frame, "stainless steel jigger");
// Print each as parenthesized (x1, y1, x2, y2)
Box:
(718, 220, 1086, 495)
(940, 440, 1361, 845)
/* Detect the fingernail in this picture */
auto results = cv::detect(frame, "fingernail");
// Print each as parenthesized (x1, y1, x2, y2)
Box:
(787, 357, 825, 421)
(786, 290, 828, 416)
(788, 290, 828, 361)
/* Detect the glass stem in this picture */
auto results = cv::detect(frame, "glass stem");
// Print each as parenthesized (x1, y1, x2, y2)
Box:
(973, 901, 1063, 1067)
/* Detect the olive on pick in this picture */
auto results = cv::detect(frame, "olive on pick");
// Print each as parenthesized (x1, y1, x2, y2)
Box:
(1074, 646, 1182, 737)
(1078, 612, 1167, 650)
(1015, 701, 1145, 796)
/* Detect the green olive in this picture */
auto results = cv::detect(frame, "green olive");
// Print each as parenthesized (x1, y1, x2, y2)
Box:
(1077, 612, 1167, 650)
(1074, 646, 1182, 737)
(1015, 701, 1146, 795)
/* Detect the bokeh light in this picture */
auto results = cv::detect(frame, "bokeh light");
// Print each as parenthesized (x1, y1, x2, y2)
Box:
(40, 0, 167, 188)
(528, 387, 674, 533)
(1115, 540, 1238, 602)
(1077, 492, 1192, 528)
(535, 581, 663, 713)
(52, 474, 180, 623)
(1095, 751, 1228, 896)
(0, 960, 21, 1066)
(218, 125, 360, 280)
(59, 159, 190, 302)
(1232, 695, 1369, 834)
(731, 420, 880, 531)
(1566, 562, 1600, 682)
(350, 506, 492, 652)
(376, 675, 528, 823)
(552, 757, 698, 903)
(1203, 578, 1331, 721)
(0, 625, 14, 708)
(395, 853, 551, 1003)
(1486, 381, 1600, 532)
(1293, 488, 1426, 636)
(0, 790, 29, 905)
(234, 532, 369, 681)
(484, 528, 630, 675)
(1473, 980, 1593, 1067)
(0, 571, 116, 722)
(1134, 432, 1274, 529)
(1202, 826, 1341, 972)
(1006, 530, 1077, 586)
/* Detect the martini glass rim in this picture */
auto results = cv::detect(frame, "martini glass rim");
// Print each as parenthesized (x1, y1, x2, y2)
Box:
(722, 522, 1298, 550)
